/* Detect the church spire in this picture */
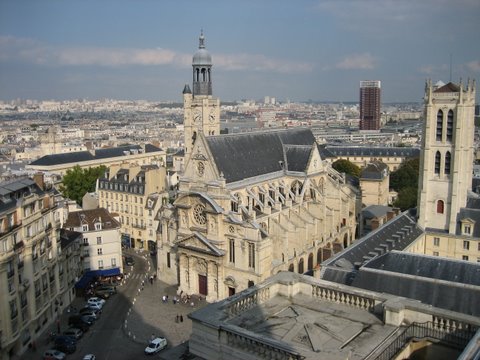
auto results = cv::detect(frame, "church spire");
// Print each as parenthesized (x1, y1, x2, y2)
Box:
(199, 29, 205, 49)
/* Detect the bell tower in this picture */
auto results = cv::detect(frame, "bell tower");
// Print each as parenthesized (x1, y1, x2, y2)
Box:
(183, 31, 220, 161)
(417, 79, 476, 233)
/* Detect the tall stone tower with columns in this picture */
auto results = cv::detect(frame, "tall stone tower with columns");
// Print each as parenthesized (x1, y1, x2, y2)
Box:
(183, 31, 221, 161)
(417, 79, 476, 233)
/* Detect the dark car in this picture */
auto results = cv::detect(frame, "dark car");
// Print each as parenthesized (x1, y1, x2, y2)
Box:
(125, 256, 135, 266)
(54, 336, 77, 354)
(68, 315, 94, 327)
(68, 320, 89, 332)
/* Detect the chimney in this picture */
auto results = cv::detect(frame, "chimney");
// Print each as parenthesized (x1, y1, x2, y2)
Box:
(387, 210, 395, 221)
(33, 172, 45, 190)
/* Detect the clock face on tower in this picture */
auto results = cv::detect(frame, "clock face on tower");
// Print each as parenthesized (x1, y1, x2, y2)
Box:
(193, 110, 202, 123)
(209, 110, 216, 123)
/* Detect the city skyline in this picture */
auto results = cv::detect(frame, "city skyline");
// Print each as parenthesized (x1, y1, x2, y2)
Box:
(0, 0, 479, 103)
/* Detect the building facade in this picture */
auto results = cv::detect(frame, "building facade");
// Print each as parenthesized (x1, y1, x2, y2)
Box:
(27, 143, 166, 177)
(359, 161, 390, 207)
(64, 208, 123, 275)
(97, 164, 168, 250)
(0, 175, 80, 359)
(359, 80, 381, 130)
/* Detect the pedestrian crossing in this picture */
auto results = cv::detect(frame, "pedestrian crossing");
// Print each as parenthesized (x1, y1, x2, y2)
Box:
(125, 273, 148, 280)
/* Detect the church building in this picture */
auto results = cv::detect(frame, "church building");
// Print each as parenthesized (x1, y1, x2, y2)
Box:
(156, 33, 359, 301)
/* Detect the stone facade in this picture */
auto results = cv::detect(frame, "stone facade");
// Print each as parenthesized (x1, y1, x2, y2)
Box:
(97, 164, 168, 250)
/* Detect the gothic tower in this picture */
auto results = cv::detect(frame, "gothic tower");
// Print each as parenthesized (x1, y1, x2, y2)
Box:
(417, 79, 476, 233)
(183, 31, 220, 161)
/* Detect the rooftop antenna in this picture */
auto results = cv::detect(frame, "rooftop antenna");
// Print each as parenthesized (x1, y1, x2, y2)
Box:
(449, 53, 452, 83)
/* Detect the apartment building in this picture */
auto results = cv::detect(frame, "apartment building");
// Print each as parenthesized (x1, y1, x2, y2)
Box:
(0, 174, 81, 359)
(97, 164, 168, 250)
(64, 208, 122, 277)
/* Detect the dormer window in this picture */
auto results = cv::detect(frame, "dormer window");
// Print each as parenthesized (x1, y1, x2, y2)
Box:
(95, 223, 102, 230)
(82, 225, 88, 232)
(461, 218, 475, 236)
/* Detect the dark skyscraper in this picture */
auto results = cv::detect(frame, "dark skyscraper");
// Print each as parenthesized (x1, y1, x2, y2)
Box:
(359, 80, 381, 130)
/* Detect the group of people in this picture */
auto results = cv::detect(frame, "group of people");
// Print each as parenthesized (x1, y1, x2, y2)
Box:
(161, 292, 195, 307)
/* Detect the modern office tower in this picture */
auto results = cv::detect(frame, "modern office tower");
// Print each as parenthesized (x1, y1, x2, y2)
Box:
(183, 31, 220, 160)
(359, 80, 381, 130)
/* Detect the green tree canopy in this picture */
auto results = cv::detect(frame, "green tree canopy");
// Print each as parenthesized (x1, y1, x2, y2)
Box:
(332, 159, 361, 178)
(390, 157, 420, 211)
(59, 165, 106, 205)
(390, 157, 420, 192)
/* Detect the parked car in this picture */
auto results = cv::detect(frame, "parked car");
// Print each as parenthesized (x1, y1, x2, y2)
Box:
(84, 302, 103, 311)
(94, 289, 111, 299)
(63, 327, 83, 340)
(125, 256, 135, 266)
(144, 337, 167, 355)
(43, 349, 66, 360)
(79, 308, 100, 319)
(68, 319, 90, 332)
(54, 336, 76, 354)
(68, 315, 94, 327)
(87, 297, 105, 307)
(96, 285, 117, 294)
(83, 355, 96, 360)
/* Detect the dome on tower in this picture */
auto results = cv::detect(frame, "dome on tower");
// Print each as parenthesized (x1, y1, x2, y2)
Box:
(192, 31, 212, 66)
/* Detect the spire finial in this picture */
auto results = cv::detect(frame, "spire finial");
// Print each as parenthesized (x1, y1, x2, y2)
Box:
(199, 29, 205, 49)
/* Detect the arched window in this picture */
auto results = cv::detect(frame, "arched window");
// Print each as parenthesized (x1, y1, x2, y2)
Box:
(201, 68, 206, 81)
(435, 151, 441, 174)
(446, 110, 454, 142)
(298, 258, 304, 274)
(437, 200, 444, 214)
(436, 109, 443, 141)
(445, 151, 451, 175)
(288, 264, 294, 272)
(308, 253, 313, 271)
(196, 68, 200, 82)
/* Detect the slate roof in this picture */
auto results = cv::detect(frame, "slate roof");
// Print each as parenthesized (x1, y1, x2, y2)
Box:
(351, 251, 480, 316)
(434, 82, 460, 93)
(362, 205, 392, 219)
(205, 128, 316, 183)
(30, 144, 162, 166)
(59, 229, 82, 250)
(317, 145, 336, 159)
(64, 208, 120, 230)
(284, 145, 312, 172)
(325, 146, 420, 158)
(456, 207, 480, 237)
(360, 161, 389, 180)
(323, 211, 423, 268)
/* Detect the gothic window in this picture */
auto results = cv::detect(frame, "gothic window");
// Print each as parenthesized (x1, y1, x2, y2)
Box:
(298, 258, 304, 274)
(229, 239, 235, 264)
(434, 151, 441, 174)
(445, 151, 451, 175)
(437, 200, 444, 214)
(248, 243, 255, 269)
(192, 131, 197, 145)
(436, 109, 443, 141)
(193, 204, 207, 225)
(447, 110, 454, 142)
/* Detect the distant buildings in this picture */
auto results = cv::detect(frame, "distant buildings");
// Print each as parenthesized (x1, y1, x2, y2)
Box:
(359, 80, 381, 130)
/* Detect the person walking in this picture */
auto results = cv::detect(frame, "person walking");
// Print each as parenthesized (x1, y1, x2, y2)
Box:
(180, 315, 184, 323)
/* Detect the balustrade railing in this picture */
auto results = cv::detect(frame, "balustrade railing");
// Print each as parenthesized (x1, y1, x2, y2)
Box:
(311, 284, 376, 312)
(224, 328, 304, 360)
(224, 286, 271, 318)
(366, 321, 479, 360)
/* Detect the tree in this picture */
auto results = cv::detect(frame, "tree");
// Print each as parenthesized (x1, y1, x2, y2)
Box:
(394, 187, 418, 211)
(332, 159, 361, 178)
(390, 157, 420, 210)
(59, 165, 106, 205)
(390, 158, 420, 192)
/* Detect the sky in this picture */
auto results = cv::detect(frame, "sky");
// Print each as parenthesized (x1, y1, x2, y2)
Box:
(0, 0, 479, 103)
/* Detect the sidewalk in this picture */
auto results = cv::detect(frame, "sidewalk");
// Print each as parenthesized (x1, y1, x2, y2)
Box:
(123, 274, 208, 349)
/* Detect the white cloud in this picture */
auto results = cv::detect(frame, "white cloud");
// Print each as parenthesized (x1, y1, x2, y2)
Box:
(336, 53, 376, 70)
(0, 35, 312, 74)
(418, 63, 448, 75)
(467, 60, 480, 72)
